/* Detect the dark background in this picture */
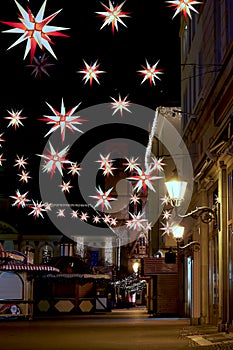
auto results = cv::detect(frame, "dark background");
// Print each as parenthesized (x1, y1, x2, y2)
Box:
(0, 0, 181, 231)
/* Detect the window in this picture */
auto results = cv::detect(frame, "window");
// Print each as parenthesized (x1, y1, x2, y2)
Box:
(90, 251, 99, 266)
(39, 243, 53, 264)
(226, 0, 233, 45)
(182, 25, 189, 62)
(198, 52, 203, 93)
(214, 0, 222, 64)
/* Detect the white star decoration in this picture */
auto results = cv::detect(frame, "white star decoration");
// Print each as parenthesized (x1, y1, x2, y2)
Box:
(127, 167, 162, 193)
(78, 60, 105, 86)
(126, 212, 147, 231)
(5, 109, 26, 129)
(1, 0, 69, 62)
(110, 94, 132, 116)
(28, 200, 46, 219)
(37, 141, 70, 177)
(166, 0, 202, 20)
(41, 98, 86, 142)
(90, 186, 117, 210)
(10, 190, 30, 208)
(14, 155, 28, 169)
(96, 0, 130, 34)
(138, 59, 163, 86)
(67, 162, 82, 176)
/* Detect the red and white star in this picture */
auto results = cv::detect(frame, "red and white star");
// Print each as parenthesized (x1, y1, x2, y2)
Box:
(28, 200, 46, 219)
(60, 181, 73, 193)
(41, 98, 86, 142)
(166, 0, 202, 20)
(1, 0, 69, 62)
(17, 170, 32, 183)
(10, 189, 30, 208)
(126, 212, 147, 231)
(67, 162, 82, 176)
(5, 109, 26, 129)
(96, 0, 130, 34)
(110, 94, 132, 116)
(78, 60, 105, 86)
(90, 186, 117, 210)
(138, 59, 163, 86)
(127, 167, 162, 192)
(37, 141, 70, 177)
(14, 155, 28, 170)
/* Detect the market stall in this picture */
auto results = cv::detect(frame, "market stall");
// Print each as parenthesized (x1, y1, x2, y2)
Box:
(0, 245, 59, 319)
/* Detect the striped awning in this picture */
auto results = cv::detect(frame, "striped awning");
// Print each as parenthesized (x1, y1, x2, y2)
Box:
(0, 264, 60, 272)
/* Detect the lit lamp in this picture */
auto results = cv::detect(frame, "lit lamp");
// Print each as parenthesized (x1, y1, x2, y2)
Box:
(165, 180, 187, 207)
(165, 178, 217, 225)
(172, 225, 184, 250)
(132, 261, 140, 275)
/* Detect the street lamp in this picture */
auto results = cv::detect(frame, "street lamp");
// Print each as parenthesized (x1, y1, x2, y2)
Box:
(172, 225, 184, 248)
(165, 178, 217, 225)
(172, 225, 200, 252)
(132, 261, 140, 275)
(164, 180, 187, 207)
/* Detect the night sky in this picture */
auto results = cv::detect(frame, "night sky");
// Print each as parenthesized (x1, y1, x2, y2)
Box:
(0, 0, 181, 233)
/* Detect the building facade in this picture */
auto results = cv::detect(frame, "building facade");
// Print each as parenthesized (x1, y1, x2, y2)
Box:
(179, 0, 233, 328)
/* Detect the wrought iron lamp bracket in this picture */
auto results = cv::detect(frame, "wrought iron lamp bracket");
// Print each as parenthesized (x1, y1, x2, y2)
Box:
(178, 206, 217, 226)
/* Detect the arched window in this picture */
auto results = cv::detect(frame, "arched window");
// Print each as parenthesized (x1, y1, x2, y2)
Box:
(39, 243, 53, 264)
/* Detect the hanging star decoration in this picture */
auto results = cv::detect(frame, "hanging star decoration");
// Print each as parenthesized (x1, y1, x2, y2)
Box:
(162, 210, 172, 220)
(160, 194, 171, 206)
(17, 170, 31, 183)
(102, 213, 112, 224)
(150, 156, 165, 173)
(160, 221, 173, 236)
(0, 133, 5, 147)
(5, 109, 26, 129)
(93, 215, 101, 224)
(166, 0, 202, 20)
(26, 54, 55, 78)
(127, 167, 162, 193)
(110, 217, 118, 226)
(96, 0, 130, 34)
(0, 154, 6, 166)
(59, 180, 73, 193)
(67, 162, 82, 176)
(90, 186, 117, 210)
(129, 193, 141, 205)
(0, 0, 69, 63)
(37, 141, 71, 177)
(78, 60, 105, 86)
(96, 153, 116, 176)
(110, 94, 132, 116)
(57, 209, 65, 217)
(80, 211, 89, 222)
(138, 59, 163, 86)
(14, 155, 28, 170)
(41, 98, 86, 142)
(123, 157, 140, 172)
(10, 189, 30, 208)
(126, 212, 147, 231)
(71, 210, 79, 219)
(28, 200, 46, 219)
